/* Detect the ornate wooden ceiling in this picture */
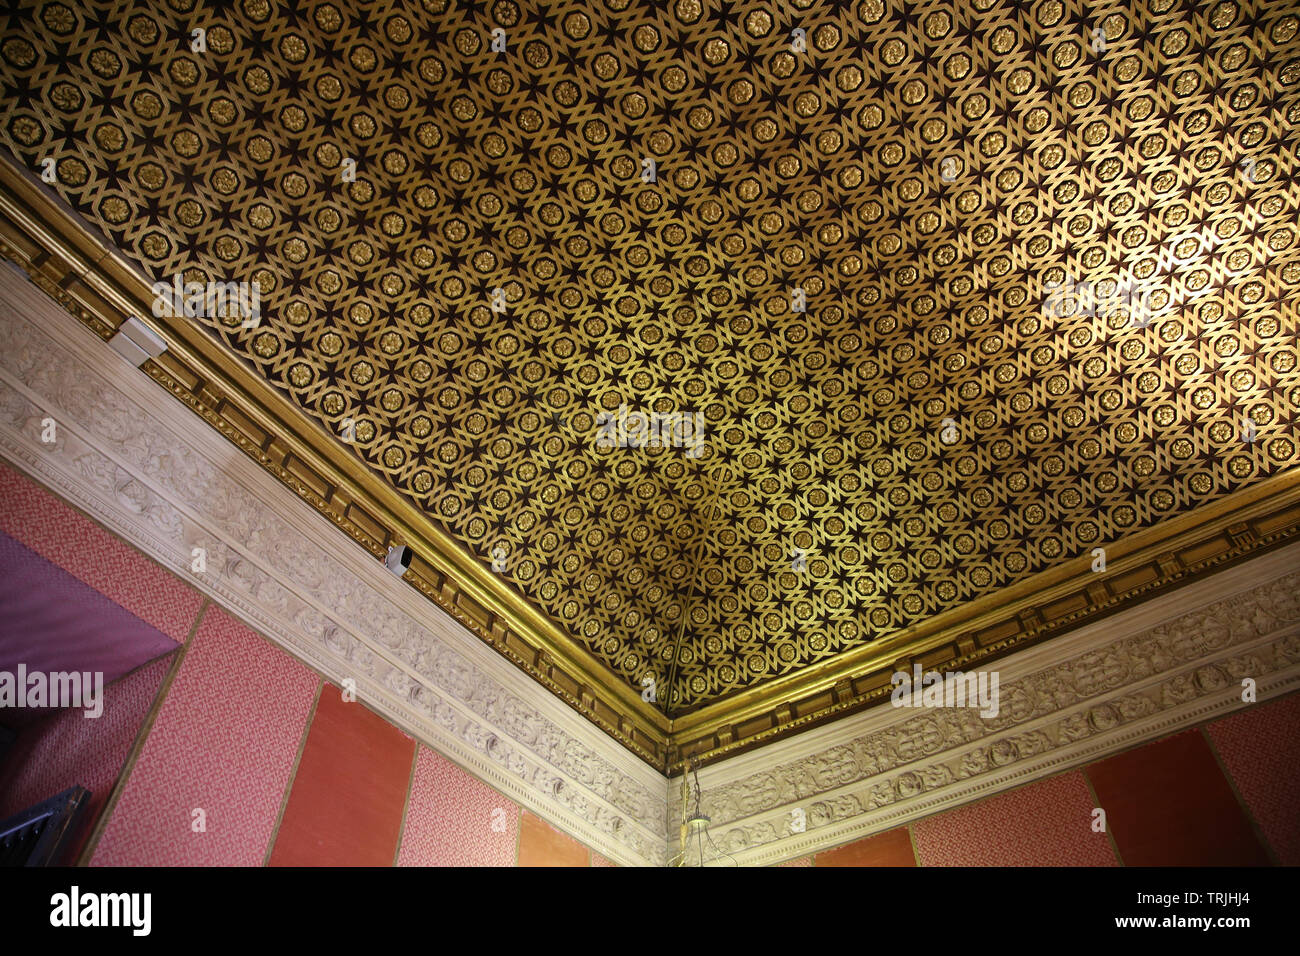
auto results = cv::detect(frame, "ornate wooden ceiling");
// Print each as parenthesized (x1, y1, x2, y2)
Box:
(2, 0, 1299, 769)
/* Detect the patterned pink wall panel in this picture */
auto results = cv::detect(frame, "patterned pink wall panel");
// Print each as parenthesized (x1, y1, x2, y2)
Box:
(90, 606, 318, 866)
(0, 462, 203, 643)
(0, 654, 173, 860)
(1, 531, 180, 720)
(397, 746, 519, 867)
(1206, 694, 1300, 865)
(912, 771, 1118, 867)
(592, 852, 616, 867)
(775, 855, 813, 867)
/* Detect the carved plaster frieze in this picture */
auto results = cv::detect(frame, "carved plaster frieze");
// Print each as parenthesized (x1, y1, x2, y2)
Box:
(5, 261, 1299, 868)
(0, 266, 668, 866)
(670, 548, 1300, 865)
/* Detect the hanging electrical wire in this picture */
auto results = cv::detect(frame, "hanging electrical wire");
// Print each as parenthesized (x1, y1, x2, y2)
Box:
(669, 755, 738, 867)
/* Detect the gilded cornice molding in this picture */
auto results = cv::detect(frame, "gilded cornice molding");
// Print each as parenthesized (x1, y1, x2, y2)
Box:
(5, 257, 1299, 867)
(0, 160, 670, 767)
(0, 265, 668, 866)
(670, 542, 1300, 865)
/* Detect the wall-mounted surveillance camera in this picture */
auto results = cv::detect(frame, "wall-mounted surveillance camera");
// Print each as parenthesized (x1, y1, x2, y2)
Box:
(108, 316, 167, 368)
(384, 544, 412, 576)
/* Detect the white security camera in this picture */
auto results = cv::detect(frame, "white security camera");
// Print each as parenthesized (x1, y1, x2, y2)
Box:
(384, 545, 412, 576)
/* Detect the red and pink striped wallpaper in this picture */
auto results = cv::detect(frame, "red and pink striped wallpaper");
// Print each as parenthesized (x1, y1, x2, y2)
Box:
(1205, 692, 1300, 865)
(4, 459, 1296, 867)
(398, 746, 520, 867)
(0, 653, 173, 862)
(912, 770, 1117, 867)
(269, 685, 415, 867)
(90, 606, 319, 866)
(812, 696, 1296, 867)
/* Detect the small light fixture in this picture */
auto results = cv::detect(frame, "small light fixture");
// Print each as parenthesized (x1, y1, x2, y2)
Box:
(674, 756, 736, 867)
(384, 544, 412, 576)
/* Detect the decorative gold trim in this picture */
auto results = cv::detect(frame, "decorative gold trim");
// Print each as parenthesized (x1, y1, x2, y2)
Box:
(263, 678, 323, 868)
(2, 158, 1297, 775)
(76, 602, 204, 866)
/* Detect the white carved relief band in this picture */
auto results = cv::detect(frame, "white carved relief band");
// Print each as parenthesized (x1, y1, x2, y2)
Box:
(701, 639, 1299, 865)
(0, 268, 668, 866)
(4, 262, 1298, 869)
(669, 547, 1300, 865)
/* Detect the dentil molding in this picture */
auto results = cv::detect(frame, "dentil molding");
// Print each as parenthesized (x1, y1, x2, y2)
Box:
(0, 262, 669, 867)
(670, 540, 1300, 865)
(3, 260, 1297, 867)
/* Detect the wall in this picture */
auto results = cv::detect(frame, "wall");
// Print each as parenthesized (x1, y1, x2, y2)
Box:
(0, 655, 173, 863)
(0, 458, 200, 862)
(92, 601, 617, 867)
(0, 271, 667, 865)
(5, 452, 1299, 866)
(0, 460, 614, 866)
(91, 602, 616, 866)
(783, 691, 1299, 866)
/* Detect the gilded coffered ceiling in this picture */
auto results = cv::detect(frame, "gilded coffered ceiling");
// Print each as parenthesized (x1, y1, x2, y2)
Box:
(3, 0, 1299, 730)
